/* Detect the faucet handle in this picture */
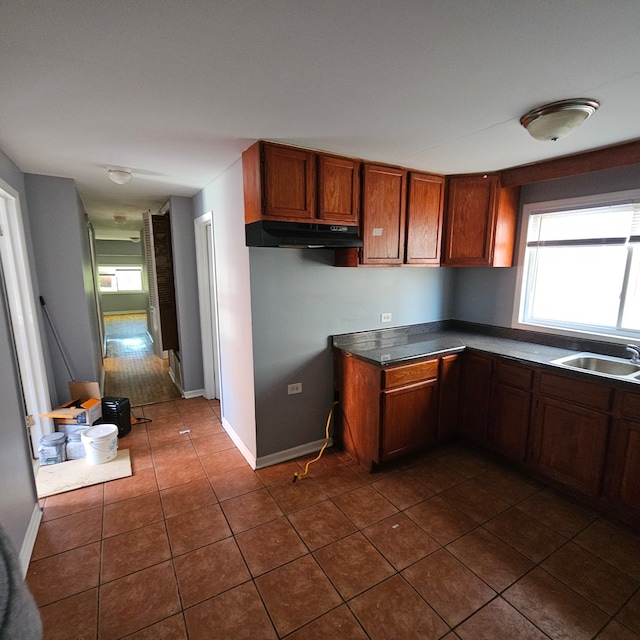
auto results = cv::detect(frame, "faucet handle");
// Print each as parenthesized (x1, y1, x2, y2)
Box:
(626, 344, 640, 363)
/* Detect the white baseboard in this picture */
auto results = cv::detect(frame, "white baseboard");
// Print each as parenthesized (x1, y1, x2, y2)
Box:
(221, 417, 257, 469)
(183, 388, 205, 400)
(255, 437, 333, 470)
(19, 504, 42, 576)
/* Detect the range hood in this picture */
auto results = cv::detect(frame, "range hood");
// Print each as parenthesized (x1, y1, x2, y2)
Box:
(246, 220, 363, 248)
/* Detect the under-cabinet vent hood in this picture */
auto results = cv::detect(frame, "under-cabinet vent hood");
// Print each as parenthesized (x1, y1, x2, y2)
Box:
(246, 220, 363, 248)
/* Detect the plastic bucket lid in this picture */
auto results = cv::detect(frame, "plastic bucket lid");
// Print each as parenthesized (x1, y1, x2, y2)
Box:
(82, 424, 118, 440)
(40, 432, 66, 445)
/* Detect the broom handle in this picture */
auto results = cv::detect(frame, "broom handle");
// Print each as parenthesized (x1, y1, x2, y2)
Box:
(39, 296, 76, 381)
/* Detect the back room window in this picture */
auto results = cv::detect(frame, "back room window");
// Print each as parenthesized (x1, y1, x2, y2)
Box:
(515, 190, 640, 341)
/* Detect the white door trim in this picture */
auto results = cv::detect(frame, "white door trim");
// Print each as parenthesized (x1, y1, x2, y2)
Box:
(0, 178, 53, 455)
(194, 212, 222, 401)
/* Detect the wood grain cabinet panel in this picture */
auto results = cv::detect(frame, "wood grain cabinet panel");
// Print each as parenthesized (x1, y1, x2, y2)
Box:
(438, 353, 461, 440)
(318, 154, 360, 224)
(459, 352, 494, 445)
(381, 378, 439, 461)
(360, 164, 407, 264)
(532, 396, 609, 496)
(405, 172, 445, 265)
(443, 173, 519, 267)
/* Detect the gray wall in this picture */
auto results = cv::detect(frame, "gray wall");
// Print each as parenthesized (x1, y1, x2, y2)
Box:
(193, 161, 258, 456)
(96, 239, 148, 314)
(250, 249, 454, 458)
(0, 149, 39, 554)
(453, 162, 640, 328)
(170, 196, 204, 395)
(24, 174, 102, 404)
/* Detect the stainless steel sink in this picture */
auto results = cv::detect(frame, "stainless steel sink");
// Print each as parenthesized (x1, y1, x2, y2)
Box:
(551, 352, 640, 381)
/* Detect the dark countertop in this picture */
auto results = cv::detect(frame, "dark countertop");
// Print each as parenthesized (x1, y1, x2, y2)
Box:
(332, 321, 640, 387)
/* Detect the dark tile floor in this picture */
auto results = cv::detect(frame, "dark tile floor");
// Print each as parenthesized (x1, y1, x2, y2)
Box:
(27, 397, 640, 639)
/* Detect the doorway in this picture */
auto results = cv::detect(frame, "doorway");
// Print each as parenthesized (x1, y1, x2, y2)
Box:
(195, 212, 222, 402)
(102, 312, 181, 407)
(0, 179, 53, 456)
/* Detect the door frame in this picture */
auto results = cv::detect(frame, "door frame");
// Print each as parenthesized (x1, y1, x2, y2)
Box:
(194, 212, 222, 401)
(0, 178, 53, 455)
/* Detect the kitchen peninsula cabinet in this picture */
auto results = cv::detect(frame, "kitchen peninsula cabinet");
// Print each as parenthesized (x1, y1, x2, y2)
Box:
(360, 164, 408, 264)
(335, 353, 440, 470)
(242, 141, 360, 225)
(490, 360, 533, 462)
(530, 372, 613, 496)
(608, 390, 640, 514)
(442, 173, 519, 267)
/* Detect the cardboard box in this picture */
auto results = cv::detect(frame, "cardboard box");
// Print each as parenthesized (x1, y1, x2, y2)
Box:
(41, 381, 102, 428)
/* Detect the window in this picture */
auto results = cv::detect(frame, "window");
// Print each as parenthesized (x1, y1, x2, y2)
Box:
(98, 266, 144, 293)
(515, 190, 640, 341)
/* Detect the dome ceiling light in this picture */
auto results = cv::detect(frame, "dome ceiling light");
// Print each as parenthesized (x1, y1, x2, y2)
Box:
(520, 98, 600, 141)
(107, 168, 133, 184)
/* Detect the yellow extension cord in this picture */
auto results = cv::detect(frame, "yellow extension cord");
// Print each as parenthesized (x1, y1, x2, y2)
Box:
(292, 401, 338, 483)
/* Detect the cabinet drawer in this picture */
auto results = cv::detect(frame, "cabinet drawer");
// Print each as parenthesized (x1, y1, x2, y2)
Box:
(496, 360, 533, 390)
(383, 359, 438, 389)
(539, 372, 613, 411)
(619, 390, 640, 419)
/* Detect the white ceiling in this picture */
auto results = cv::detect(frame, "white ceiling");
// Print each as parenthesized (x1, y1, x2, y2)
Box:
(2, 1, 640, 233)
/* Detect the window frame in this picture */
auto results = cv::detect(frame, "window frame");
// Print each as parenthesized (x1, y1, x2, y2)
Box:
(512, 188, 640, 345)
(98, 265, 145, 294)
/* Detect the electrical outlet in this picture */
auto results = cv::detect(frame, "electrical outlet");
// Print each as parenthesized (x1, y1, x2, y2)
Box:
(380, 312, 392, 323)
(287, 382, 302, 395)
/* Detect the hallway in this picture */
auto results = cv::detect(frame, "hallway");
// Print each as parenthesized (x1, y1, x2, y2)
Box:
(103, 313, 182, 406)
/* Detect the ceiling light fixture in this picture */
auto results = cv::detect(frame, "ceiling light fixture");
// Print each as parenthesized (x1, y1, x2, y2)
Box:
(520, 98, 600, 141)
(107, 168, 133, 184)
(113, 215, 127, 225)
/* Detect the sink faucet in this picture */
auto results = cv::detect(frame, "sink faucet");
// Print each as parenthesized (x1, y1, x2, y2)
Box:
(626, 344, 640, 364)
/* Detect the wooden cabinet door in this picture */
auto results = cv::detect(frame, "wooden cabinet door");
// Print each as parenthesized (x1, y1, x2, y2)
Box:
(361, 164, 407, 264)
(490, 361, 533, 462)
(438, 353, 461, 440)
(318, 154, 359, 224)
(443, 174, 496, 266)
(491, 384, 532, 462)
(443, 174, 518, 267)
(263, 143, 316, 220)
(381, 378, 439, 461)
(608, 419, 640, 512)
(405, 172, 444, 265)
(459, 352, 494, 445)
(532, 396, 609, 496)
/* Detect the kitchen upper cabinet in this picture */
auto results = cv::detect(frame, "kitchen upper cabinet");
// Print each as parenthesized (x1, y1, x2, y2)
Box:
(360, 164, 407, 264)
(405, 172, 445, 265)
(318, 154, 360, 224)
(459, 351, 494, 445)
(530, 372, 613, 496)
(608, 390, 640, 515)
(242, 141, 359, 225)
(442, 173, 520, 267)
(490, 360, 533, 462)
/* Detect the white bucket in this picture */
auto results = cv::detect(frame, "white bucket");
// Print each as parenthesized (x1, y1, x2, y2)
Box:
(81, 424, 118, 465)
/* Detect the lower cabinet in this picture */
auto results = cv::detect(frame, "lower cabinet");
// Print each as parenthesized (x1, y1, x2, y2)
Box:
(382, 377, 439, 461)
(529, 372, 613, 497)
(459, 352, 494, 445)
(335, 353, 440, 470)
(608, 390, 640, 513)
(490, 360, 533, 462)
